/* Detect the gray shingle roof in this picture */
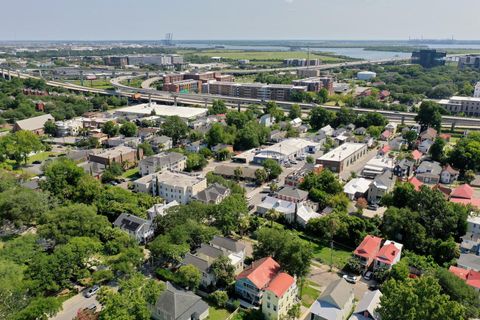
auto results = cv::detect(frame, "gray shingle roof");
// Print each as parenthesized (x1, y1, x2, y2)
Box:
(15, 114, 54, 131)
(113, 213, 150, 233)
(193, 183, 230, 203)
(153, 282, 208, 320)
(196, 244, 224, 260)
(276, 186, 308, 200)
(210, 236, 246, 253)
(318, 279, 353, 309)
(183, 253, 211, 273)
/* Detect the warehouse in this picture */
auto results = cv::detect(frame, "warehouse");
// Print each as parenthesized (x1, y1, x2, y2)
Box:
(252, 138, 318, 164)
(316, 143, 368, 173)
(114, 103, 207, 120)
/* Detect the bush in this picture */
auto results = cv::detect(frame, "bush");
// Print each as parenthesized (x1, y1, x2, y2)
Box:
(156, 268, 178, 283)
(209, 290, 229, 308)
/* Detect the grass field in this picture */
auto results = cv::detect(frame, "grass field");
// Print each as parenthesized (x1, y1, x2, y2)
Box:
(208, 306, 231, 320)
(27, 151, 59, 164)
(68, 79, 114, 90)
(186, 50, 346, 63)
(122, 167, 140, 179)
(311, 242, 352, 270)
(120, 78, 143, 88)
(301, 280, 321, 307)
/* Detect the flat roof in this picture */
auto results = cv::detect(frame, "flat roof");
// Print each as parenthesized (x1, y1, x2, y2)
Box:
(138, 171, 205, 187)
(318, 143, 366, 162)
(115, 103, 207, 120)
(91, 145, 136, 158)
(259, 138, 314, 157)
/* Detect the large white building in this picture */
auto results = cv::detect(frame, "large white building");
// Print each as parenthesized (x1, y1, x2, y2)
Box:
(316, 143, 368, 173)
(357, 71, 377, 81)
(439, 96, 480, 116)
(133, 171, 207, 204)
(253, 138, 319, 164)
(475, 82, 480, 98)
(139, 152, 186, 176)
(115, 103, 208, 120)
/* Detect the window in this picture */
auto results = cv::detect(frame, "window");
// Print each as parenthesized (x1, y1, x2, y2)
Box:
(273, 306, 277, 311)
(267, 303, 271, 309)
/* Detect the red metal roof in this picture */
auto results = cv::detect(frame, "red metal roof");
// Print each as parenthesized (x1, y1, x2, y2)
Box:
(379, 145, 391, 154)
(449, 266, 480, 289)
(375, 243, 400, 265)
(354, 235, 382, 260)
(450, 197, 480, 208)
(236, 257, 281, 289)
(408, 177, 423, 191)
(381, 130, 392, 138)
(451, 184, 474, 199)
(265, 272, 295, 297)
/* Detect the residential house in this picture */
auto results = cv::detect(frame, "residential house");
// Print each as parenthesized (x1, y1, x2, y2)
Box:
(373, 240, 403, 271)
(148, 135, 173, 152)
(411, 150, 423, 164)
(182, 245, 224, 287)
(408, 176, 424, 191)
(377, 145, 390, 156)
(105, 136, 141, 148)
(260, 114, 275, 127)
(449, 184, 480, 208)
(214, 165, 258, 181)
(367, 170, 396, 204)
(379, 130, 392, 141)
(139, 152, 187, 176)
(449, 266, 480, 292)
(354, 127, 367, 135)
(193, 183, 231, 204)
(353, 235, 383, 271)
(210, 236, 247, 275)
(389, 136, 405, 151)
(150, 282, 209, 320)
(349, 290, 382, 320)
(298, 124, 309, 134)
(235, 257, 281, 305)
(186, 141, 207, 153)
(384, 122, 397, 134)
(467, 215, 480, 239)
(393, 159, 415, 179)
(147, 201, 180, 220)
(457, 252, 480, 272)
(320, 125, 334, 137)
(275, 186, 309, 203)
(346, 123, 356, 132)
(362, 156, 395, 178)
(13, 114, 55, 135)
(113, 213, 154, 243)
(415, 161, 442, 184)
(269, 130, 287, 143)
(418, 139, 434, 154)
(294, 203, 322, 228)
(285, 163, 322, 187)
(332, 127, 347, 138)
(262, 272, 298, 320)
(290, 117, 302, 128)
(310, 279, 354, 320)
(211, 144, 234, 154)
(440, 165, 459, 184)
(363, 136, 374, 148)
(419, 128, 437, 142)
(133, 171, 207, 204)
(256, 196, 320, 228)
(343, 178, 372, 200)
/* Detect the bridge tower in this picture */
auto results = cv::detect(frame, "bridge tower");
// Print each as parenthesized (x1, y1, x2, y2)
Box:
(451, 122, 456, 132)
(80, 70, 84, 86)
(401, 116, 405, 125)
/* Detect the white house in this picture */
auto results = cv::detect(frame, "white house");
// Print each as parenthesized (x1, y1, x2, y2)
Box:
(418, 139, 434, 154)
(373, 240, 403, 270)
(320, 125, 334, 137)
(260, 114, 275, 127)
(113, 213, 154, 243)
(343, 178, 372, 200)
(310, 279, 354, 320)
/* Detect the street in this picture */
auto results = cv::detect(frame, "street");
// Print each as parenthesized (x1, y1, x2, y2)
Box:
(51, 291, 101, 320)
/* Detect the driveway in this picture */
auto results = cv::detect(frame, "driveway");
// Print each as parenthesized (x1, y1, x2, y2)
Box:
(51, 291, 101, 320)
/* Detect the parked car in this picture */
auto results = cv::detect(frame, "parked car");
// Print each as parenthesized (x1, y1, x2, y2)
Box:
(363, 271, 373, 281)
(290, 160, 298, 165)
(85, 304, 97, 312)
(32, 160, 42, 164)
(343, 274, 357, 284)
(367, 204, 379, 211)
(84, 285, 100, 298)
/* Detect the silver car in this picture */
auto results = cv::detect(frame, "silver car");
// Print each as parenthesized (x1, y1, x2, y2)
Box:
(84, 285, 100, 298)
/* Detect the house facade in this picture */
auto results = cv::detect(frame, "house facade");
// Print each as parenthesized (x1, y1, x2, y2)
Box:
(262, 273, 298, 320)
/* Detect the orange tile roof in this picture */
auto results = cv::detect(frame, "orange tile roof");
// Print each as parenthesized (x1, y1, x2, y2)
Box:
(375, 243, 400, 265)
(236, 257, 281, 289)
(449, 266, 480, 289)
(265, 272, 295, 297)
(451, 184, 474, 199)
(450, 197, 480, 208)
(354, 235, 383, 260)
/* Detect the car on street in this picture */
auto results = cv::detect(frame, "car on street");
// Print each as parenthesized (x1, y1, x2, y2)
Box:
(343, 274, 357, 284)
(83, 285, 100, 298)
(363, 271, 373, 281)
(367, 204, 379, 211)
(85, 304, 97, 312)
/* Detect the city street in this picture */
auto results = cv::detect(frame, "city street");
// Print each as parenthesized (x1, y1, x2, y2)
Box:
(51, 291, 101, 320)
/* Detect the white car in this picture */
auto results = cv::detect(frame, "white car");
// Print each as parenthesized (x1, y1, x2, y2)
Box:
(363, 271, 373, 281)
(84, 285, 100, 298)
(343, 274, 357, 284)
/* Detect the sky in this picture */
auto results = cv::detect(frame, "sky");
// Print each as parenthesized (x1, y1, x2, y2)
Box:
(1, 0, 479, 41)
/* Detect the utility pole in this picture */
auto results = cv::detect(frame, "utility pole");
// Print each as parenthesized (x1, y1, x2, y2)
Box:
(330, 240, 334, 272)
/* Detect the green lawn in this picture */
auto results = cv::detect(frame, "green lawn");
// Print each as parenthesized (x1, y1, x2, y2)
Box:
(68, 79, 114, 90)
(301, 280, 321, 308)
(120, 78, 143, 88)
(27, 152, 59, 164)
(311, 242, 352, 270)
(189, 50, 346, 63)
(208, 306, 231, 320)
(122, 167, 140, 179)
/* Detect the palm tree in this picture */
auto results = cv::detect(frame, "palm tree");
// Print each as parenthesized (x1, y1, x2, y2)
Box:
(238, 214, 250, 238)
(265, 208, 281, 227)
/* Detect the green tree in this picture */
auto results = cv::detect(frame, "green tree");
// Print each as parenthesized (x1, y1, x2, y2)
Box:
(309, 107, 336, 130)
(206, 123, 226, 147)
(317, 88, 329, 104)
(161, 116, 189, 145)
(0, 187, 51, 227)
(213, 194, 248, 235)
(264, 101, 284, 122)
(255, 168, 268, 185)
(430, 138, 446, 162)
(12, 297, 62, 320)
(289, 104, 302, 119)
(102, 120, 119, 137)
(378, 277, 466, 320)
(209, 290, 229, 308)
(41, 158, 86, 202)
(186, 153, 207, 172)
(119, 122, 138, 137)
(2, 130, 44, 165)
(43, 120, 57, 136)
(138, 141, 154, 156)
(449, 132, 480, 172)
(415, 101, 443, 132)
(334, 107, 357, 127)
(211, 256, 235, 288)
(209, 99, 228, 115)
(263, 159, 282, 180)
(265, 208, 281, 227)
(177, 264, 202, 290)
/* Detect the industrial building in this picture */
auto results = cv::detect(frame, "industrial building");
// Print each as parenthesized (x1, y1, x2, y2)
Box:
(114, 103, 208, 120)
(411, 49, 446, 68)
(253, 138, 319, 164)
(316, 143, 368, 173)
(103, 54, 184, 67)
(458, 55, 480, 70)
(357, 71, 377, 81)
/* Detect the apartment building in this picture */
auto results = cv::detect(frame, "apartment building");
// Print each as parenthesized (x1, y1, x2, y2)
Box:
(458, 55, 480, 70)
(292, 77, 334, 94)
(139, 152, 186, 176)
(439, 96, 480, 116)
(133, 171, 207, 204)
(162, 79, 202, 93)
(88, 145, 143, 168)
(475, 82, 480, 98)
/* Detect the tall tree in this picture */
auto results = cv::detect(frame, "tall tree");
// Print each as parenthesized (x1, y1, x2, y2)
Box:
(309, 107, 336, 130)
(161, 116, 189, 145)
(415, 101, 443, 132)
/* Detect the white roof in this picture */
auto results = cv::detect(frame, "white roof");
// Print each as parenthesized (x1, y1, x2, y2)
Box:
(15, 114, 54, 131)
(147, 201, 180, 218)
(257, 196, 296, 214)
(447, 96, 480, 102)
(258, 138, 315, 157)
(136, 171, 205, 188)
(467, 215, 480, 225)
(296, 204, 321, 225)
(343, 178, 371, 195)
(115, 103, 207, 120)
(318, 143, 365, 162)
(364, 156, 394, 171)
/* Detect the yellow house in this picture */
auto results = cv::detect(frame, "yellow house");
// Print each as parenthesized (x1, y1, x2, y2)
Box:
(262, 272, 298, 320)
